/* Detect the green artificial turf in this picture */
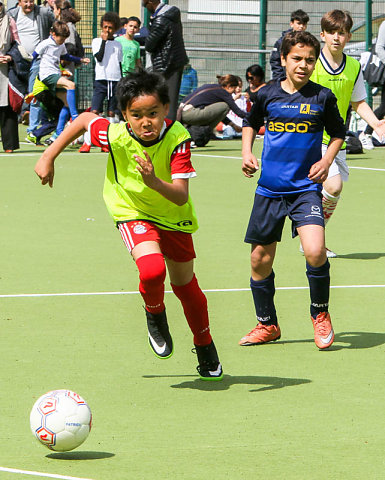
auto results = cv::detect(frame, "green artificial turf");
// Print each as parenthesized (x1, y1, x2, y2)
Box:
(0, 136, 384, 479)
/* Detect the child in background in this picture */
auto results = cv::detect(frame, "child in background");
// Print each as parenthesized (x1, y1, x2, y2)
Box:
(34, 70, 223, 381)
(79, 11, 122, 153)
(240, 31, 345, 350)
(27, 20, 89, 145)
(310, 10, 385, 257)
(115, 16, 142, 76)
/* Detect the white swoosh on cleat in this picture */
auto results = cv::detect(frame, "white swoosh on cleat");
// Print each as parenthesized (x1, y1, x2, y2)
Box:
(209, 364, 222, 376)
(148, 334, 167, 355)
(320, 330, 334, 344)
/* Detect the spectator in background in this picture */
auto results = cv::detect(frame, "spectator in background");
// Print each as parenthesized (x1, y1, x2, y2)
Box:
(270, 9, 309, 80)
(8, 0, 55, 131)
(79, 11, 122, 153)
(222, 76, 251, 140)
(0, 1, 19, 152)
(180, 74, 247, 131)
(245, 64, 265, 103)
(360, 19, 385, 148)
(115, 16, 127, 36)
(143, 0, 188, 121)
(115, 16, 141, 76)
(179, 62, 198, 103)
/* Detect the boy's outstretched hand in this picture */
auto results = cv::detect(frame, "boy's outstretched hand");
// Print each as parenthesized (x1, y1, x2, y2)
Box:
(35, 154, 55, 187)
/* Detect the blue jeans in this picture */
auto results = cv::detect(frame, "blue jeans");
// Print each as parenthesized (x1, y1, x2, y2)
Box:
(27, 60, 42, 133)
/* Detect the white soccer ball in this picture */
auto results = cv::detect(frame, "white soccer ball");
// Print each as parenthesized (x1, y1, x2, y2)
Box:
(30, 389, 92, 452)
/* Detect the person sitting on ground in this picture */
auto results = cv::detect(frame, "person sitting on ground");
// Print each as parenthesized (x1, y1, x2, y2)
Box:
(222, 76, 251, 140)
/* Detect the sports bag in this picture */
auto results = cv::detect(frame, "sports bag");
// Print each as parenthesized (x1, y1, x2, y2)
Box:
(363, 52, 385, 87)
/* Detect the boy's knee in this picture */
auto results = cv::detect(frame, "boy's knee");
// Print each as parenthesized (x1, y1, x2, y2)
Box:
(304, 247, 326, 267)
(136, 253, 166, 286)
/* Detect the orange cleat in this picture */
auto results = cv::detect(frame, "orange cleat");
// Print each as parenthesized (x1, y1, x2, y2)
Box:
(100, 145, 109, 153)
(239, 323, 281, 346)
(79, 143, 91, 153)
(312, 312, 334, 349)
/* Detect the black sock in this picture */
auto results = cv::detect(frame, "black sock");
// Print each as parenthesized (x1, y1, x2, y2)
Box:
(306, 260, 330, 319)
(250, 271, 278, 326)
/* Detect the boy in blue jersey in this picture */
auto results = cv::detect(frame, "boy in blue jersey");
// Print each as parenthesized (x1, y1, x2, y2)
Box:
(239, 31, 345, 350)
(310, 10, 385, 257)
(34, 70, 223, 380)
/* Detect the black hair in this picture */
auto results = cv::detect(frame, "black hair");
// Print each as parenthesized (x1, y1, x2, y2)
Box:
(127, 16, 141, 27)
(100, 11, 120, 30)
(281, 30, 320, 60)
(120, 17, 128, 27)
(291, 9, 309, 25)
(245, 64, 265, 82)
(116, 69, 169, 111)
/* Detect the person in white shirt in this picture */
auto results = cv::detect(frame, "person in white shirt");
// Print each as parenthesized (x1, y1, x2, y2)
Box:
(79, 11, 122, 154)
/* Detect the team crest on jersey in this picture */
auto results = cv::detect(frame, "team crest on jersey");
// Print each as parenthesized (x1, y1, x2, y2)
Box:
(300, 104, 311, 114)
(133, 222, 147, 234)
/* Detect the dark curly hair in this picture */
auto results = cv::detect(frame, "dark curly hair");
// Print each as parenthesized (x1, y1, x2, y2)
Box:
(116, 69, 170, 111)
(281, 30, 320, 60)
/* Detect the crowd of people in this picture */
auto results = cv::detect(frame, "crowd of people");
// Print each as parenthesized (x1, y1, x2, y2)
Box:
(0, 0, 383, 379)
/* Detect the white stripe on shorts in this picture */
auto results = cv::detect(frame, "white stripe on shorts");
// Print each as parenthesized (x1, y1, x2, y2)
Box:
(118, 223, 134, 252)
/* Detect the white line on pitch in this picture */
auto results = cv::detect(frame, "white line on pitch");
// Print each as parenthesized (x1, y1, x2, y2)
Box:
(0, 466, 95, 480)
(0, 284, 383, 299)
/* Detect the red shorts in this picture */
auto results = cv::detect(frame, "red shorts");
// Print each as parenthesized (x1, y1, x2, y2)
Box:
(118, 220, 196, 262)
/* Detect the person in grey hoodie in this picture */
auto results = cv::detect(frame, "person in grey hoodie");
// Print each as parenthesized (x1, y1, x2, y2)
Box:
(143, 0, 188, 121)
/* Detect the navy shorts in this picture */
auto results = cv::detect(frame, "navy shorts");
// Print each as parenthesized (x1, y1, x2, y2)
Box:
(245, 190, 324, 245)
(91, 80, 118, 113)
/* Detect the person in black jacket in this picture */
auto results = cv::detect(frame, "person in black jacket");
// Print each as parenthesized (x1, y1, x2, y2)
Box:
(269, 9, 309, 81)
(143, 0, 188, 121)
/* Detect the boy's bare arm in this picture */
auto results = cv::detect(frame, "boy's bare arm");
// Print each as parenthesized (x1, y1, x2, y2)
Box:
(308, 137, 344, 183)
(134, 150, 189, 206)
(352, 100, 385, 139)
(34, 112, 98, 187)
(241, 126, 259, 178)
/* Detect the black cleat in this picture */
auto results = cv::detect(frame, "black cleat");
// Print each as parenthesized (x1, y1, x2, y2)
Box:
(145, 309, 173, 359)
(194, 341, 223, 381)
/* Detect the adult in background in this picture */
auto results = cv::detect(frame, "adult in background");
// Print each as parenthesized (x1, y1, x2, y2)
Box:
(245, 64, 265, 103)
(143, 0, 188, 121)
(0, 1, 19, 152)
(8, 0, 54, 132)
(360, 20, 385, 149)
(180, 74, 248, 132)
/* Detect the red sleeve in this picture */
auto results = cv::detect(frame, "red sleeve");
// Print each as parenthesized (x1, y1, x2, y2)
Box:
(170, 140, 196, 178)
(89, 117, 110, 149)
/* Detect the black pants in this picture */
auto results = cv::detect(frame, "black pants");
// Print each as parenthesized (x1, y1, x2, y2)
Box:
(0, 105, 19, 151)
(164, 67, 184, 122)
(365, 85, 385, 134)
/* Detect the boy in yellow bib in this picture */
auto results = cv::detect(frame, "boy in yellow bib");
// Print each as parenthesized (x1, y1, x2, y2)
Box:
(310, 10, 385, 256)
(34, 70, 223, 381)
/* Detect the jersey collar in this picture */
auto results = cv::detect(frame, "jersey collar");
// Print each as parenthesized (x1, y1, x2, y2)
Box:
(319, 50, 346, 75)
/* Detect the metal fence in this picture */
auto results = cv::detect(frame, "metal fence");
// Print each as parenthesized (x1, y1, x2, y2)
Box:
(65, 0, 383, 109)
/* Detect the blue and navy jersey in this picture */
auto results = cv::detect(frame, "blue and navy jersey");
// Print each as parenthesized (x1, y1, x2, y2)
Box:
(244, 80, 345, 197)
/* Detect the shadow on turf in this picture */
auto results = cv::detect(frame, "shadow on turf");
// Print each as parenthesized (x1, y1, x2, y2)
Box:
(46, 451, 115, 460)
(275, 331, 385, 351)
(336, 252, 385, 260)
(143, 374, 311, 392)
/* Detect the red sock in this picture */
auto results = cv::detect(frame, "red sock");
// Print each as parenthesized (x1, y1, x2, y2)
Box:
(171, 275, 212, 346)
(136, 253, 166, 314)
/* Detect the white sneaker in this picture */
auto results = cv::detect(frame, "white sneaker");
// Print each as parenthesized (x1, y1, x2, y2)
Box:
(300, 243, 337, 258)
(359, 132, 374, 150)
(326, 248, 337, 258)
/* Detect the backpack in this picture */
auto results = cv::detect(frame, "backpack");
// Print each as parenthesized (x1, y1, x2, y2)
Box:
(345, 134, 363, 154)
(187, 125, 212, 147)
(73, 29, 85, 58)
